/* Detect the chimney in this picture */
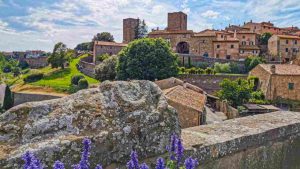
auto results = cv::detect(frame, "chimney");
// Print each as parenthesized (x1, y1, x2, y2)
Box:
(271, 65, 276, 74)
(234, 30, 237, 38)
(250, 20, 252, 23)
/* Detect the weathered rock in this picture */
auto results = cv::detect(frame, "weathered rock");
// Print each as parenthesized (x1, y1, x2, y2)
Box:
(0, 80, 180, 168)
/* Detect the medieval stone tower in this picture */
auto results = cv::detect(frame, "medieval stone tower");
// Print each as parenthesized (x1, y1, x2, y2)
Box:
(123, 18, 139, 43)
(167, 12, 187, 31)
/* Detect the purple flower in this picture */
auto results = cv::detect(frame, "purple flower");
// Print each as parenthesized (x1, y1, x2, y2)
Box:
(155, 157, 165, 169)
(167, 134, 178, 160)
(22, 151, 43, 169)
(176, 138, 184, 165)
(127, 151, 139, 169)
(140, 163, 149, 169)
(79, 138, 92, 169)
(95, 164, 102, 169)
(72, 164, 81, 169)
(53, 161, 65, 169)
(184, 157, 198, 169)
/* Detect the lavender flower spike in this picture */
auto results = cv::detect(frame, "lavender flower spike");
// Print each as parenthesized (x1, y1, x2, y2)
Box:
(184, 157, 199, 169)
(176, 138, 184, 165)
(95, 164, 103, 169)
(53, 161, 65, 169)
(140, 163, 149, 169)
(155, 157, 165, 169)
(79, 138, 92, 169)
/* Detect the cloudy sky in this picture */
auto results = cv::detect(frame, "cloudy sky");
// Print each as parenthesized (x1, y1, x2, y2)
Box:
(0, 0, 300, 52)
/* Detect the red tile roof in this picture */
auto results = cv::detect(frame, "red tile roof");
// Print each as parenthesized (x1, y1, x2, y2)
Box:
(94, 41, 127, 47)
(258, 64, 300, 75)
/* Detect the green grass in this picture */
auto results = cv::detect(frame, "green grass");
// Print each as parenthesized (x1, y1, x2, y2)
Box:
(30, 54, 99, 93)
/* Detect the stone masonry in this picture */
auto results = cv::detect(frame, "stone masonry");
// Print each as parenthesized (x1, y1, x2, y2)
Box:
(123, 18, 139, 43)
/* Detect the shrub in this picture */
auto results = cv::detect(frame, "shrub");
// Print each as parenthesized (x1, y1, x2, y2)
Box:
(245, 56, 265, 72)
(24, 73, 44, 83)
(71, 75, 84, 85)
(95, 55, 118, 81)
(96, 54, 110, 62)
(178, 67, 186, 74)
(229, 62, 244, 74)
(3, 85, 13, 110)
(116, 38, 178, 81)
(78, 79, 89, 89)
(196, 68, 205, 74)
(189, 67, 197, 74)
(22, 134, 199, 169)
(205, 67, 214, 74)
(214, 62, 231, 73)
(192, 62, 210, 69)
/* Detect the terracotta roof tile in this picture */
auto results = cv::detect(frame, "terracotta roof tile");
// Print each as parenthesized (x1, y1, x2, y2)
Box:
(258, 64, 300, 75)
(276, 35, 300, 40)
(94, 41, 127, 47)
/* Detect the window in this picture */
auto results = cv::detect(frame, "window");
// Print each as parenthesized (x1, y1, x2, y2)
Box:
(286, 48, 289, 52)
(216, 54, 219, 58)
(243, 36, 245, 39)
(231, 44, 234, 48)
(295, 40, 298, 45)
(242, 41, 246, 45)
(202, 40, 206, 43)
(226, 55, 231, 60)
(221, 35, 224, 38)
(250, 41, 254, 45)
(286, 40, 289, 44)
(217, 44, 220, 48)
(288, 83, 294, 90)
(240, 50, 244, 54)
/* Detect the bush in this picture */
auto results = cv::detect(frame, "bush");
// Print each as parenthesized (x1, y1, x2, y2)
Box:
(24, 73, 44, 83)
(78, 78, 89, 89)
(95, 55, 118, 81)
(71, 75, 84, 85)
(96, 54, 110, 62)
(3, 85, 13, 110)
(229, 62, 244, 74)
(116, 38, 178, 81)
(205, 67, 215, 74)
(245, 56, 265, 72)
(192, 62, 210, 69)
(214, 62, 231, 73)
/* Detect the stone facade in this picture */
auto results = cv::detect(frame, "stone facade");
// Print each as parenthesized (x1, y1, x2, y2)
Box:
(268, 35, 300, 63)
(93, 41, 127, 64)
(123, 18, 139, 43)
(213, 40, 240, 60)
(167, 12, 187, 31)
(250, 64, 300, 101)
(243, 21, 285, 35)
(22, 57, 48, 68)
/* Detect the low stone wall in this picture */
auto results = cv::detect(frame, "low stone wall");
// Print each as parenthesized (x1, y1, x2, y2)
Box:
(178, 74, 248, 94)
(22, 57, 48, 68)
(216, 100, 239, 119)
(78, 56, 96, 78)
(13, 92, 62, 106)
(182, 111, 300, 169)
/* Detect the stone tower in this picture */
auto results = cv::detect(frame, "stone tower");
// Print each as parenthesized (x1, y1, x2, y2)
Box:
(123, 18, 139, 43)
(167, 12, 187, 31)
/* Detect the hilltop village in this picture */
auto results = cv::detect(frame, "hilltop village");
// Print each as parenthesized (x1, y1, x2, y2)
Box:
(2, 10, 300, 169)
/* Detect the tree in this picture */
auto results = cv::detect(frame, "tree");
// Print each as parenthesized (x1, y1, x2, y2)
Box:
(95, 55, 118, 81)
(48, 42, 69, 69)
(92, 32, 114, 42)
(75, 42, 92, 51)
(217, 78, 254, 107)
(3, 85, 13, 110)
(116, 38, 179, 81)
(135, 19, 148, 39)
(260, 32, 272, 45)
(245, 56, 265, 72)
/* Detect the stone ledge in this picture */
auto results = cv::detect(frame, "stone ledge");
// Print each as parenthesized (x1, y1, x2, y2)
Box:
(182, 111, 300, 161)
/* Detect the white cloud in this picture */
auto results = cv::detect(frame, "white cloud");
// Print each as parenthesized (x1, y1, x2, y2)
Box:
(201, 10, 220, 19)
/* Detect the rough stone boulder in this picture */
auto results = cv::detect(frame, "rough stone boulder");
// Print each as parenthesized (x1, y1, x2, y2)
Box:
(0, 80, 180, 168)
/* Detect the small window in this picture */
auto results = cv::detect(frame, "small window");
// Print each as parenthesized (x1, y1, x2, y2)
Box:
(288, 83, 294, 90)
(286, 48, 289, 52)
(216, 54, 219, 58)
(243, 36, 245, 39)
(286, 40, 289, 44)
(226, 55, 231, 59)
(295, 40, 298, 45)
(240, 50, 244, 54)
(221, 35, 224, 38)
(231, 44, 234, 48)
(217, 44, 220, 48)
(202, 40, 205, 43)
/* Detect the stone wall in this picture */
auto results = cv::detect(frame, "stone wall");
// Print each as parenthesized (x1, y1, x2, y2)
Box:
(182, 111, 300, 169)
(78, 56, 96, 78)
(13, 92, 62, 106)
(178, 74, 247, 94)
(22, 57, 48, 68)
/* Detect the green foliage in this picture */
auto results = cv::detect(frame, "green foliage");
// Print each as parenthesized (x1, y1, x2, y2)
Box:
(166, 160, 176, 169)
(71, 75, 84, 85)
(205, 67, 215, 74)
(92, 32, 114, 42)
(18, 60, 29, 69)
(96, 54, 110, 62)
(214, 62, 231, 73)
(135, 19, 148, 39)
(260, 32, 272, 45)
(192, 62, 210, 69)
(78, 78, 89, 89)
(229, 62, 245, 74)
(74, 42, 93, 51)
(24, 73, 44, 83)
(95, 55, 118, 81)
(245, 56, 265, 72)
(48, 42, 70, 69)
(116, 38, 179, 81)
(3, 85, 13, 110)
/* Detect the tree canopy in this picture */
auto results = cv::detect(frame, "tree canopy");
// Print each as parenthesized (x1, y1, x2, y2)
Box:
(135, 19, 148, 39)
(48, 42, 69, 69)
(260, 32, 272, 45)
(245, 56, 265, 72)
(92, 32, 114, 42)
(74, 42, 93, 51)
(116, 38, 179, 81)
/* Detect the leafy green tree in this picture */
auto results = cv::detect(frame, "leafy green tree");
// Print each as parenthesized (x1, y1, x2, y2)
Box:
(95, 55, 118, 81)
(116, 38, 179, 81)
(3, 85, 13, 110)
(260, 32, 272, 45)
(96, 54, 110, 62)
(135, 19, 148, 39)
(74, 42, 93, 51)
(92, 32, 114, 42)
(217, 78, 254, 107)
(214, 62, 231, 73)
(48, 42, 69, 69)
(245, 56, 265, 72)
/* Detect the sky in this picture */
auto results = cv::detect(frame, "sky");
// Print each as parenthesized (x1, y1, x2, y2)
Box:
(1, 0, 300, 52)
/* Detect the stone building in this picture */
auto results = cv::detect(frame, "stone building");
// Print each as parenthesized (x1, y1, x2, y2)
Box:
(93, 41, 127, 64)
(243, 21, 285, 35)
(123, 18, 139, 43)
(268, 35, 300, 63)
(167, 12, 187, 31)
(250, 64, 300, 101)
(155, 77, 207, 128)
(237, 31, 260, 57)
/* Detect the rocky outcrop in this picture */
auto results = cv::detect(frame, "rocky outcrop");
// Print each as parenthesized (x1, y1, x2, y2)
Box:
(0, 80, 180, 168)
